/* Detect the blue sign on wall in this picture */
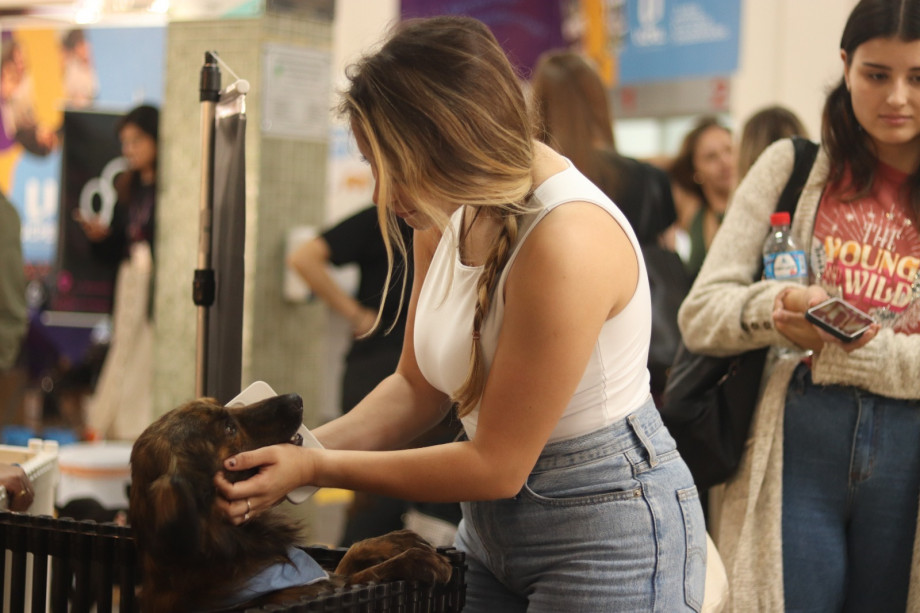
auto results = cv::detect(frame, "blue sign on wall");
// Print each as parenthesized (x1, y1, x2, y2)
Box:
(618, 0, 741, 84)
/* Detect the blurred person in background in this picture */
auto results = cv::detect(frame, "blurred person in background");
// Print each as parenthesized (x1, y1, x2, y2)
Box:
(0, 191, 28, 434)
(668, 116, 736, 279)
(531, 50, 676, 245)
(0, 191, 26, 375)
(530, 49, 685, 405)
(288, 205, 461, 545)
(0, 194, 34, 513)
(737, 104, 808, 180)
(74, 104, 158, 441)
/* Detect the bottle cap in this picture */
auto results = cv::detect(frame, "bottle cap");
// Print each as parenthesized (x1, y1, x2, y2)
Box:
(770, 212, 791, 226)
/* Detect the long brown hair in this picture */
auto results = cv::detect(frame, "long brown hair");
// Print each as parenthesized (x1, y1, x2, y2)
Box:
(822, 0, 920, 216)
(531, 50, 621, 192)
(737, 105, 808, 180)
(669, 116, 731, 203)
(340, 16, 535, 417)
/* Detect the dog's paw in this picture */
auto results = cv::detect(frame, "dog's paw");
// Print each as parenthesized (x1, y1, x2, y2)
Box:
(337, 529, 437, 575)
(342, 546, 453, 586)
(399, 547, 454, 584)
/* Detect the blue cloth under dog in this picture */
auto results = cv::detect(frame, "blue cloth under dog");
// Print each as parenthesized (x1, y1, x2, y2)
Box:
(206, 546, 329, 611)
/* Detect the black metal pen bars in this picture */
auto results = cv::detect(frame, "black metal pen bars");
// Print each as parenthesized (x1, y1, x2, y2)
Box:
(0, 511, 466, 613)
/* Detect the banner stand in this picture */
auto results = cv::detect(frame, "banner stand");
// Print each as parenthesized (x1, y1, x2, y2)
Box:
(194, 51, 249, 402)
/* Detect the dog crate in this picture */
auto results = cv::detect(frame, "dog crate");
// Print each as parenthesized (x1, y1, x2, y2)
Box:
(0, 511, 466, 613)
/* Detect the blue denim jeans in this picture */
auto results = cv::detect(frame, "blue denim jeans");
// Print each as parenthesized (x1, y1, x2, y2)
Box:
(454, 399, 706, 612)
(783, 364, 920, 612)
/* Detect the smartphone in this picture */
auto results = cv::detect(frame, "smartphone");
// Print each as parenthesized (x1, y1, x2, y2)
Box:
(805, 297, 876, 343)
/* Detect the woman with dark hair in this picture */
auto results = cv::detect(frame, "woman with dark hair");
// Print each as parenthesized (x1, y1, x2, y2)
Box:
(76, 104, 158, 261)
(669, 116, 736, 278)
(679, 0, 920, 608)
(216, 16, 705, 611)
(75, 104, 159, 440)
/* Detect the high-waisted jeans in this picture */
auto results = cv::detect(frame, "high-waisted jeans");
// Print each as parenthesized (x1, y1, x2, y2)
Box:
(455, 398, 706, 612)
(783, 364, 920, 612)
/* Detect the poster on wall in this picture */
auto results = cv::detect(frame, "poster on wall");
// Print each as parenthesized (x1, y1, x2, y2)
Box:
(1, 26, 164, 309)
(53, 110, 123, 314)
(617, 0, 741, 84)
(261, 44, 331, 141)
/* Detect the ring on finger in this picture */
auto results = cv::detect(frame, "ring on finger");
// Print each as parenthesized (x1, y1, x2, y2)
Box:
(243, 512, 250, 522)
(246, 498, 251, 513)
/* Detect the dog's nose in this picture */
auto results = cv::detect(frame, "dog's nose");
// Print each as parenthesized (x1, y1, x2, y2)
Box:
(278, 394, 303, 411)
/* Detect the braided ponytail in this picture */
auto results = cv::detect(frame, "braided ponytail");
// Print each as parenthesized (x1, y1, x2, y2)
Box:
(453, 213, 520, 417)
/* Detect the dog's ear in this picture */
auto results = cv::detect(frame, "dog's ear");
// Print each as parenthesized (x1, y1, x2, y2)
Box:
(145, 473, 201, 559)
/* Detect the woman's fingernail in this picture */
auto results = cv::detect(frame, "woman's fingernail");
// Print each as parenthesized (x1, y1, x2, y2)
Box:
(227, 457, 236, 468)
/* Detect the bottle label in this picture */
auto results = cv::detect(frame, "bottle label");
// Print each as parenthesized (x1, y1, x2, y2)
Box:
(764, 250, 807, 280)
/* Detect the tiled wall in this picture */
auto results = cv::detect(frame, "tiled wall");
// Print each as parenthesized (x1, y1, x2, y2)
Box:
(154, 14, 332, 430)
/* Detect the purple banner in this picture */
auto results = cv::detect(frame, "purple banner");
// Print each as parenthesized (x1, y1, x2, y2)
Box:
(400, 0, 566, 74)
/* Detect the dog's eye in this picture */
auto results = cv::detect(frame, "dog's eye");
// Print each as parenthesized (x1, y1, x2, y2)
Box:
(225, 421, 237, 436)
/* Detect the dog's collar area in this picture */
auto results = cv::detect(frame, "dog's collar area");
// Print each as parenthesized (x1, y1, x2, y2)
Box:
(201, 547, 328, 611)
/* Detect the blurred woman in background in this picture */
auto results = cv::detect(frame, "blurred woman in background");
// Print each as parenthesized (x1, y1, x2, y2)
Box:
(668, 116, 736, 279)
(737, 105, 808, 180)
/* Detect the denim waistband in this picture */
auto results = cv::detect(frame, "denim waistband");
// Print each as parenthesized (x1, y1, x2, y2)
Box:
(531, 397, 662, 472)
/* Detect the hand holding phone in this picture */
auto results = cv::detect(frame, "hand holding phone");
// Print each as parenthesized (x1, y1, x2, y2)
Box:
(805, 297, 876, 343)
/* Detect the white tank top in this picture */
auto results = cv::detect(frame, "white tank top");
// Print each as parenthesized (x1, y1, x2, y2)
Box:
(414, 162, 652, 442)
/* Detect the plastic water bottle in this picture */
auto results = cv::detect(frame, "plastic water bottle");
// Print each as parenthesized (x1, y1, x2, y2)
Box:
(763, 211, 808, 357)
(762, 212, 807, 283)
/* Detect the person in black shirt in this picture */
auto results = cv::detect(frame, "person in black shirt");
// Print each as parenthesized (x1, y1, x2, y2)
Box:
(289, 205, 460, 545)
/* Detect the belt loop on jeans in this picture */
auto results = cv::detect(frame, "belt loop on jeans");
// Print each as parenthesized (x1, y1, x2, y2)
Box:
(628, 413, 658, 467)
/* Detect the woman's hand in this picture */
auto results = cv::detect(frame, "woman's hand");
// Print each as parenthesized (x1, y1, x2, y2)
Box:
(213, 444, 316, 525)
(0, 464, 34, 512)
(772, 285, 879, 353)
(72, 209, 111, 242)
(349, 305, 377, 337)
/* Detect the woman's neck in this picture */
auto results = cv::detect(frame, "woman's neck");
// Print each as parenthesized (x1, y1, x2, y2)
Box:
(459, 206, 501, 267)
(872, 138, 920, 176)
(701, 186, 730, 216)
(139, 167, 156, 186)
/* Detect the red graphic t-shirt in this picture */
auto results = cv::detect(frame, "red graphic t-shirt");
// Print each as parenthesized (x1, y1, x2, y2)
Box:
(812, 162, 920, 334)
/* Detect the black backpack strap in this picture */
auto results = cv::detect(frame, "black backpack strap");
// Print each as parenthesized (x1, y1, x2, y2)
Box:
(776, 136, 819, 217)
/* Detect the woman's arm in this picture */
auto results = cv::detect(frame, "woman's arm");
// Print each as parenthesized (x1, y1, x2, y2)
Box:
(216, 202, 635, 515)
(287, 236, 376, 336)
(311, 226, 451, 452)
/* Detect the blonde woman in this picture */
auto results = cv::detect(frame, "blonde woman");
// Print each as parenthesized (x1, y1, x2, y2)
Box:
(217, 16, 705, 611)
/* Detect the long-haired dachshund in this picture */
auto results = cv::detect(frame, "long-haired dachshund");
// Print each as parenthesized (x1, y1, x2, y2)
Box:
(129, 394, 453, 612)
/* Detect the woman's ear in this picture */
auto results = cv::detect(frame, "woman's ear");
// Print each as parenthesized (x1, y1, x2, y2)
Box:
(841, 49, 851, 91)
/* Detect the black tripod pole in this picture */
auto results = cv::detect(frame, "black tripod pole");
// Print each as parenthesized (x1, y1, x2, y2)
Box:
(194, 51, 221, 398)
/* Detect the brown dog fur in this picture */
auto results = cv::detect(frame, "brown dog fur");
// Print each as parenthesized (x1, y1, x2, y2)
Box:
(129, 394, 452, 612)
